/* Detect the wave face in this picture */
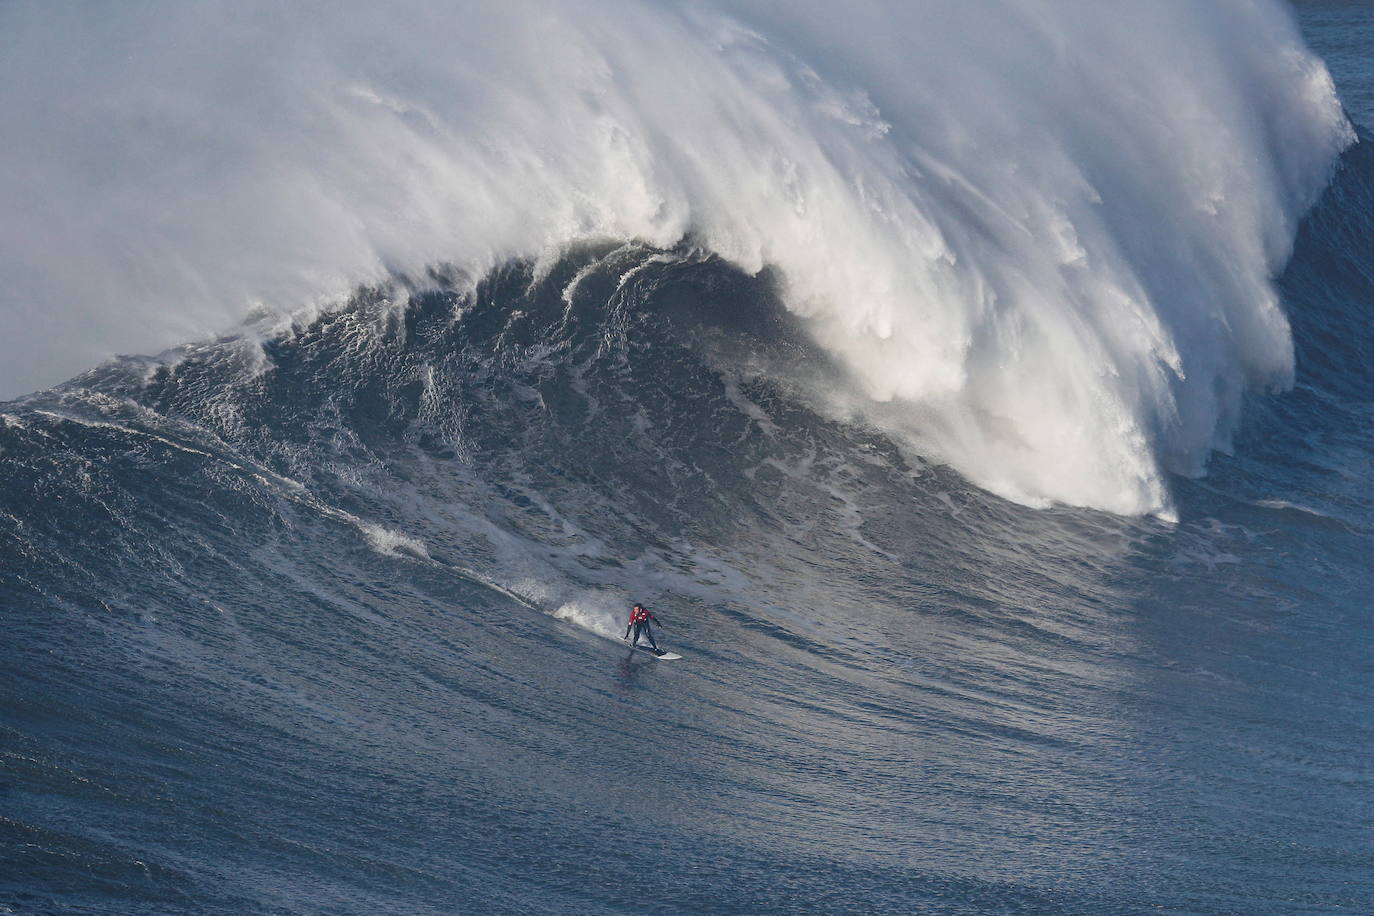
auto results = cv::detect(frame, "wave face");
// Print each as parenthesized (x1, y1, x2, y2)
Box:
(0, 0, 1352, 512)
(6, 3, 1374, 913)
(6, 121, 1374, 907)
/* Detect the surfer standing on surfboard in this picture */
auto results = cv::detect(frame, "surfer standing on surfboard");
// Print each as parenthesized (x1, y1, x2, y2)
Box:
(623, 603, 663, 654)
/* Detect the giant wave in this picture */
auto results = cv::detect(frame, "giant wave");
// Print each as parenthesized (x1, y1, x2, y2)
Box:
(5, 124, 1374, 906)
(6, 4, 1374, 910)
(0, 0, 1353, 512)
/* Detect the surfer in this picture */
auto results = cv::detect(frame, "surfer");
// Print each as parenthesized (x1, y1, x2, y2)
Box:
(623, 603, 662, 654)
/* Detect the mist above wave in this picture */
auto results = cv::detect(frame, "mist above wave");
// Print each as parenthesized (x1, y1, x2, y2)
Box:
(0, 0, 1351, 512)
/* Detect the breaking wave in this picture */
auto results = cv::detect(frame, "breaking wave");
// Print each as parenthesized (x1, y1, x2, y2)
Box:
(0, 0, 1352, 511)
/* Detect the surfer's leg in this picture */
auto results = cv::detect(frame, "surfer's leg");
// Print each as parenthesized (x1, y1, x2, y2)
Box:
(646, 627, 659, 651)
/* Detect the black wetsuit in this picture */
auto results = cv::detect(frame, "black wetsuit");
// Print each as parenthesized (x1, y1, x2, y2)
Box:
(625, 609, 660, 651)
(629, 620, 659, 651)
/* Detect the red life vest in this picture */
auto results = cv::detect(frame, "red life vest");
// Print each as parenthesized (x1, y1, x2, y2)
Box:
(629, 607, 649, 625)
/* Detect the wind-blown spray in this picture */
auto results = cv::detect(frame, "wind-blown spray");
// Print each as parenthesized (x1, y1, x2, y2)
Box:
(0, 0, 1351, 512)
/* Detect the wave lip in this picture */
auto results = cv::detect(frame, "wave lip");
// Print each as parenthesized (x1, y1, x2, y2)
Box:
(0, 0, 1353, 512)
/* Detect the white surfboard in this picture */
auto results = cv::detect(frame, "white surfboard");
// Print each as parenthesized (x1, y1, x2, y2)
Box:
(629, 644, 682, 660)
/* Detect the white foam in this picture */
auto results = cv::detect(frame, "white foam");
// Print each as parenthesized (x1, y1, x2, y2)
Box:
(552, 598, 624, 642)
(357, 522, 432, 561)
(0, 0, 1351, 513)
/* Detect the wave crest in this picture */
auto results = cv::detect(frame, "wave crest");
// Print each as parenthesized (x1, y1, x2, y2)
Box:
(0, 0, 1352, 511)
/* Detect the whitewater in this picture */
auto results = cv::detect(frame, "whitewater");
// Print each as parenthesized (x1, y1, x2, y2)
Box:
(5, 0, 1374, 912)
(0, 0, 1352, 513)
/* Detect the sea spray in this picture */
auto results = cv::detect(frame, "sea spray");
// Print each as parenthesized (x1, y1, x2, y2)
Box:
(0, 0, 1351, 512)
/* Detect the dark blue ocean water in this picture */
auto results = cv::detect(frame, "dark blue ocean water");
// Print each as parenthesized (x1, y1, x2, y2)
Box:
(4, 4, 1374, 914)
